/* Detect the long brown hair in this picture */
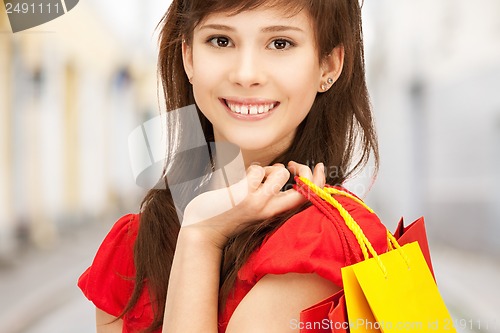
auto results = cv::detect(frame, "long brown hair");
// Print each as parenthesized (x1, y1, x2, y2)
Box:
(120, 0, 378, 331)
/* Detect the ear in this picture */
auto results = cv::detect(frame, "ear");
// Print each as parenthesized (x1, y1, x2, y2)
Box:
(181, 38, 194, 82)
(317, 44, 344, 92)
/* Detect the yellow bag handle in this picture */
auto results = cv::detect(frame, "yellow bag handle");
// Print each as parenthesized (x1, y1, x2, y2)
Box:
(298, 177, 410, 277)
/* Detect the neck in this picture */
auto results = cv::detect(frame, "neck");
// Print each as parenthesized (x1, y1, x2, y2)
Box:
(240, 148, 277, 169)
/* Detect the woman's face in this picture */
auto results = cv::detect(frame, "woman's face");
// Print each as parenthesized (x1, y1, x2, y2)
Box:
(182, 7, 341, 165)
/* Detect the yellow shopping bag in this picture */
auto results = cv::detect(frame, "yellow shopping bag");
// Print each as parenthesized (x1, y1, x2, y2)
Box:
(298, 177, 456, 333)
(343, 241, 455, 332)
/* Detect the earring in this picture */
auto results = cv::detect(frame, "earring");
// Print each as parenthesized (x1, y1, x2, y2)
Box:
(321, 78, 334, 91)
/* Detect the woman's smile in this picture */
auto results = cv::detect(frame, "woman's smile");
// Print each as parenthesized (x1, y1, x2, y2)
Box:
(219, 97, 280, 121)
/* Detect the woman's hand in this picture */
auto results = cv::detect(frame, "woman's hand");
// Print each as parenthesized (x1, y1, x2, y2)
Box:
(165, 162, 325, 332)
(181, 161, 325, 249)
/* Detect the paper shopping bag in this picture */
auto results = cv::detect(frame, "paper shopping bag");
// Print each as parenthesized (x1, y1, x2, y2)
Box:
(393, 217, 435, 277)
(294, 177, 455, 333)
(300, 289, 348, 333)
(342, 241, 456, 332)
(298, 219, 437, 333)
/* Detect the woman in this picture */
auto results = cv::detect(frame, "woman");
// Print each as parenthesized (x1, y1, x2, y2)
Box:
(78, 0, 387, 332)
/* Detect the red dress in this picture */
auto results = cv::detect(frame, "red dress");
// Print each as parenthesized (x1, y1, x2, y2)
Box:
(78, 190, 387, 333)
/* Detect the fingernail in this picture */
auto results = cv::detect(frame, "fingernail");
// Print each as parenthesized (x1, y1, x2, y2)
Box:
(319, 163, 325, 172)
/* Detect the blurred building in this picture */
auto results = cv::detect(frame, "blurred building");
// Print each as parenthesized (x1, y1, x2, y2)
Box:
(3, 0, 499, 261)
(362, 0, 500, 256)
(0, 2, 161, 257)
(1, 10, 14, 255)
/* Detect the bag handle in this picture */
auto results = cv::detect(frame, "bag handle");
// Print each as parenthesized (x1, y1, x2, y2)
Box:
(296, 177, 410, 277)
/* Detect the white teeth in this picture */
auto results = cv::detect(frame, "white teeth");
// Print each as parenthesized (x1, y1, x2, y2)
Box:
(225, 100, 277, 115)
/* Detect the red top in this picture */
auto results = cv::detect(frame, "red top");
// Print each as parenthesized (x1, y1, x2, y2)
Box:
(78, 189, 387, 333)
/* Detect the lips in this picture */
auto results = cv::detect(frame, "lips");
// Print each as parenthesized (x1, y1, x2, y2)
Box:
(221, 98, 280, 115)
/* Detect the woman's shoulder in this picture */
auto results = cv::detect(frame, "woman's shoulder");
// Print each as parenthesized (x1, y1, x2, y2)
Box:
(104, 213, 140, 245)
(77, 213, 141, 317)
(87, 213, 141, 264)
(238, 187, 387, 287)
(265, 186, 386, 253)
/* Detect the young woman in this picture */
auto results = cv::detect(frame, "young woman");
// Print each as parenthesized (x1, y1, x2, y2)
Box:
(78, 0, 387, 332)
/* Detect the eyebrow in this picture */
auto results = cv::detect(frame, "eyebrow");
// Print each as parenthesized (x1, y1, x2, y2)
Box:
(199, 24, 304, 33)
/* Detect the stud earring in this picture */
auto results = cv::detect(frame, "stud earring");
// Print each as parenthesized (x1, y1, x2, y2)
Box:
(321, 78, 334, 91)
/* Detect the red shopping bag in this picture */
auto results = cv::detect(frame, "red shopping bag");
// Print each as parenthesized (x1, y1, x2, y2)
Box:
(393, 217, 435, 278)
(300, 289, 348, 333)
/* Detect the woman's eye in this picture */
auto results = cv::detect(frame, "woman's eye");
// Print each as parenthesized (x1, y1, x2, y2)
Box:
(207, 37, 293, 50)
(269, 39, 293, 50)
(209, 36, 232, 48)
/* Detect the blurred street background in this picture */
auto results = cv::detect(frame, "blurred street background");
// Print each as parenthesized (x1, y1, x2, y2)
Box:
(1, 0, 499, 332)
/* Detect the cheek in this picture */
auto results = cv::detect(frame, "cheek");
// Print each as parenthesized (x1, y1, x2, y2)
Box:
(278, 55, 319, 92)
(191, 53, 222, 111)
(282, 64, 319, 119)
(285, 68, 319, 108)
(192, 51, 224, 86)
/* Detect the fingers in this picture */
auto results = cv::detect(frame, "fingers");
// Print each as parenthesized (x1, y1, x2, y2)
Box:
(287, 161, 313, 181)
(288, 161, 325, 188)
(265, 161, 325, 212)
(259, 164, 290, 196)
(185, 161, 326, 241)
(312, 162, 326, 188)
(249, 161, 325, 194)
(282, 161, 326, 203)
(246, 164, 266, 192)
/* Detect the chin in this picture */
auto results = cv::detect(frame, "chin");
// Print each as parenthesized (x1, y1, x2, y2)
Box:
(223, 133, 276, 152)
(232, 140, 271, 152)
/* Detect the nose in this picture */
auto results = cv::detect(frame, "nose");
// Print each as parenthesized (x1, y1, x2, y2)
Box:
(228, 48, 267, 88)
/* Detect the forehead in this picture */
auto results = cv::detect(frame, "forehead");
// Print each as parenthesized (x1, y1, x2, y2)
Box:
(192, 0, 306, 19)
(195, 7, 313, 32)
